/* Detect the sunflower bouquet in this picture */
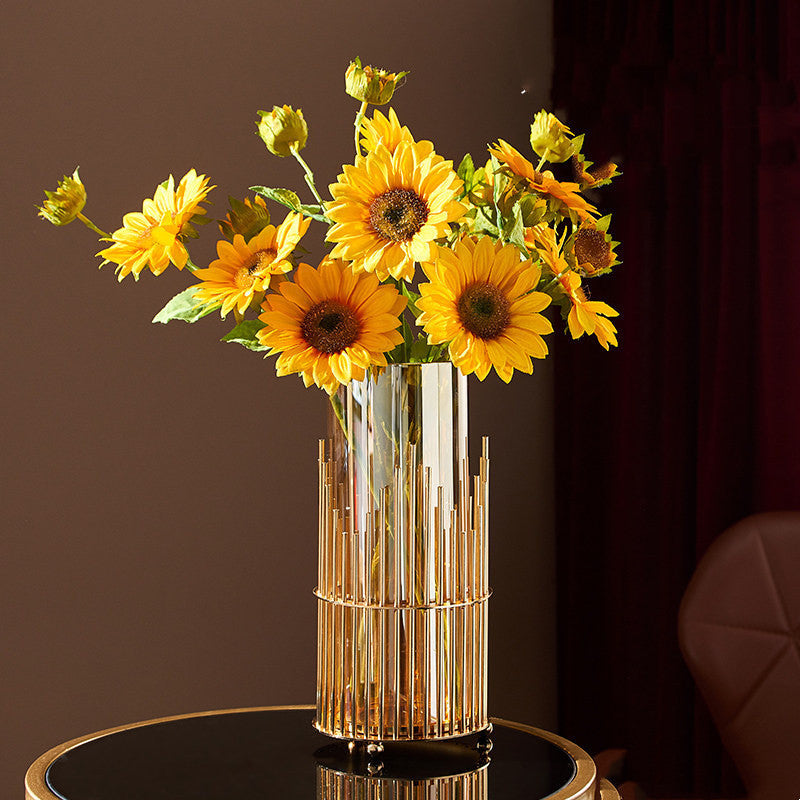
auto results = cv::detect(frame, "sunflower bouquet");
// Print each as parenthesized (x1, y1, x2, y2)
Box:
(38, 58, 621, 394)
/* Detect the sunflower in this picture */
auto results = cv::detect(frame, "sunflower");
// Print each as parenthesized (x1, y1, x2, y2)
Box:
(258, 258, 407, 393)
(325, 139, 465, 281)
(489, 140, 596, 221)
(359, 108, 413, 154)
(571, 222, 619, 276)
(417, 236, 553, 382)
(98, 169, 213, 280)
(559, 272, 619, 350)
(191, 212, 311, 318)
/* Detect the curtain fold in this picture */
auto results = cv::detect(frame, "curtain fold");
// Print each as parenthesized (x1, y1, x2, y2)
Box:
(552, 1, 800, 795)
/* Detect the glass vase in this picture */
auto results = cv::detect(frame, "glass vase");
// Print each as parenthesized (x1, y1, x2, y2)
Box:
(314, 363, 490, 742)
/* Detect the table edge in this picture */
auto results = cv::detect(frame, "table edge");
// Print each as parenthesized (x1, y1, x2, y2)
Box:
(25, 704, 315, 800)
(490, 717, 597, 800)
(26, 707, 597, 800)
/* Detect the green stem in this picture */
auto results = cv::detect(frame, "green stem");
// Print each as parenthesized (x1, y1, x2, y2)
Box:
(353, 100, 369, 157)
(77, 212, 110, 239)
(536, 154, 548, 172)
(291, 147, 325, 206)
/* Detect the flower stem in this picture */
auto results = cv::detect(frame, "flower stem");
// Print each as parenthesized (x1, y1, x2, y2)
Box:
(536, 154, 548, 172)
(77, 212, 110, 239)
(291, 147, 325, 207)
(353, 100, 369, 157)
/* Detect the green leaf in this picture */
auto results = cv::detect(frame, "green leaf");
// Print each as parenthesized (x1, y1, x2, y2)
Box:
(220, 319, 269, 351)
(297, 203, 329, 224)
(409, 336, 432, 362)
(152, 287, 219, 324)
(250, 186, 301, 211)
(502, 202, 528, 254)
(520, 195, 546, 227)
(472, 209, 500, 237)
(457, 153, 475, 190)
(399, 282, 422, 319)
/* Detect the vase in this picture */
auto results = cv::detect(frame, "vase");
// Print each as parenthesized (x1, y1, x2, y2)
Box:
(314, 363, 490, 743)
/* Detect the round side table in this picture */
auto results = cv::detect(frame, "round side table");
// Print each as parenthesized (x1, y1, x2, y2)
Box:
(25, 705, 619, 800)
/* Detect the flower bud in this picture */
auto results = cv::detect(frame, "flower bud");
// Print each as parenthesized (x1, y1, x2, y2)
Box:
(530, 110, 574, 163)
(257, 105, 308, 157)
(345, 57, 407, 106)
(37, 168, 86, 225)
(219, 195, 271, 241)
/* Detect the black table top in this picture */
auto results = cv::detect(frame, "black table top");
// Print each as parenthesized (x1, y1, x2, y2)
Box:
(33, 706, 590, 800)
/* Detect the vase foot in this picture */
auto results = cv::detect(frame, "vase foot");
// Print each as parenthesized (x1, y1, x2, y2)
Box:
(477, 723, 493, 754)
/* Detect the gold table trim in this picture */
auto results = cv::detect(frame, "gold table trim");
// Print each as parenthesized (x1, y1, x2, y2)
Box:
(25, 705, 604, 800)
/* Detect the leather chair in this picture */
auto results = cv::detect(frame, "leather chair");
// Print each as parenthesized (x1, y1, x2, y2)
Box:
(678, 511, 800, 800)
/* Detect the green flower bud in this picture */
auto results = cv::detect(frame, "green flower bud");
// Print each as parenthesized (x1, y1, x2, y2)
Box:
(345, 57, 407, 106)
(219, 195, 271, 241)
(530, 110, 574, 163)
(257, 105, 308, 157)
(37, 168, 86, 226)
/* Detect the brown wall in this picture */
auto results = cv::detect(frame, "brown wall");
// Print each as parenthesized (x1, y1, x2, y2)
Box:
(2, 0, 554, 794)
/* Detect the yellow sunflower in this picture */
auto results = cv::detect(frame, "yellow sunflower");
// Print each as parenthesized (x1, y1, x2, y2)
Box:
(359, 108, 413, 154)
(258, 258, 407, 394)
(571, 222, 619, 276)
(526, 227, 618, 349)
(489, 140, 597, 221)
(191, 212, 311, 318)
(98, 169, 213, 280)
(559, 272, 619, 350)
(417, 236, 553, 382)
(325, 139, 466, 281)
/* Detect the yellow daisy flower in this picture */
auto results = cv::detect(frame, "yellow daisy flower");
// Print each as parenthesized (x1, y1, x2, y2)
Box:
(417, 236, 553, 382)
(559, 272, 619, 350)
(98, 169, 213, 280)
(191, 212, 311, 318)
(325, 140, 466, 281)
(258, 258, 407, 394)
(489, 140, 597, 221)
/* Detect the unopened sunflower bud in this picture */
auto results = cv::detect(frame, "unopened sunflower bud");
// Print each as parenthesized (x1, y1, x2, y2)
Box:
(37, 168, 86, 225)
(257, 105, 308, 157)
(345, 57, 407, 106)
(219, 195, 271, 241)
(530, 110, 574, 163)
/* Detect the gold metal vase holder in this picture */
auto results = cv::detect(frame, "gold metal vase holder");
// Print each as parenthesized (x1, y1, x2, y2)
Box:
(314, 364, 492, 762)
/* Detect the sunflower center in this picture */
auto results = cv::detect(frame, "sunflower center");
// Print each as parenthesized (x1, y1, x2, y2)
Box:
(457, 282, 511, 340)
(301, 300, 361, 354)
(574, 229, 611, 273)
(369, 188, 429, 242)
(243, 247, 278, 276)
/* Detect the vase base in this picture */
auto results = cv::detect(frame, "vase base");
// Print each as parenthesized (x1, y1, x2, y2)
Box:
(314, 729, 493, 781)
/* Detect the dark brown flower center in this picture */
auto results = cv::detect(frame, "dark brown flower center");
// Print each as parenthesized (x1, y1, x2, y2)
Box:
(457, 282, 511, 340)
(369, 188, 429, 242)
(574, 229, 611, 273)
(244, 248, 278, 275)
(301, 300, 361, 354)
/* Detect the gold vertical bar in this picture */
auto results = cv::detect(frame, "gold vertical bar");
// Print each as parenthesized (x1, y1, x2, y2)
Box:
(394, 608, 400, 738)
(394, 465, 401, 606)
(378, 605, 385, 738)
(423, 608, 430, 736)
(461, 604, 467, 733)
(449, 509, 457, 604)
(436, 607, 443, 739)
(367, 605, 374, 740)
(436, 486, 444, 604)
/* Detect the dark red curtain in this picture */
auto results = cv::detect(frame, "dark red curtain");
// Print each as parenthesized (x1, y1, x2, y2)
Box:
(551, 1, 800, 796)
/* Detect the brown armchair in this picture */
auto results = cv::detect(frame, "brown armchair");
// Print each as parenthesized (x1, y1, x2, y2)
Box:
(678, 511, 800, 800)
